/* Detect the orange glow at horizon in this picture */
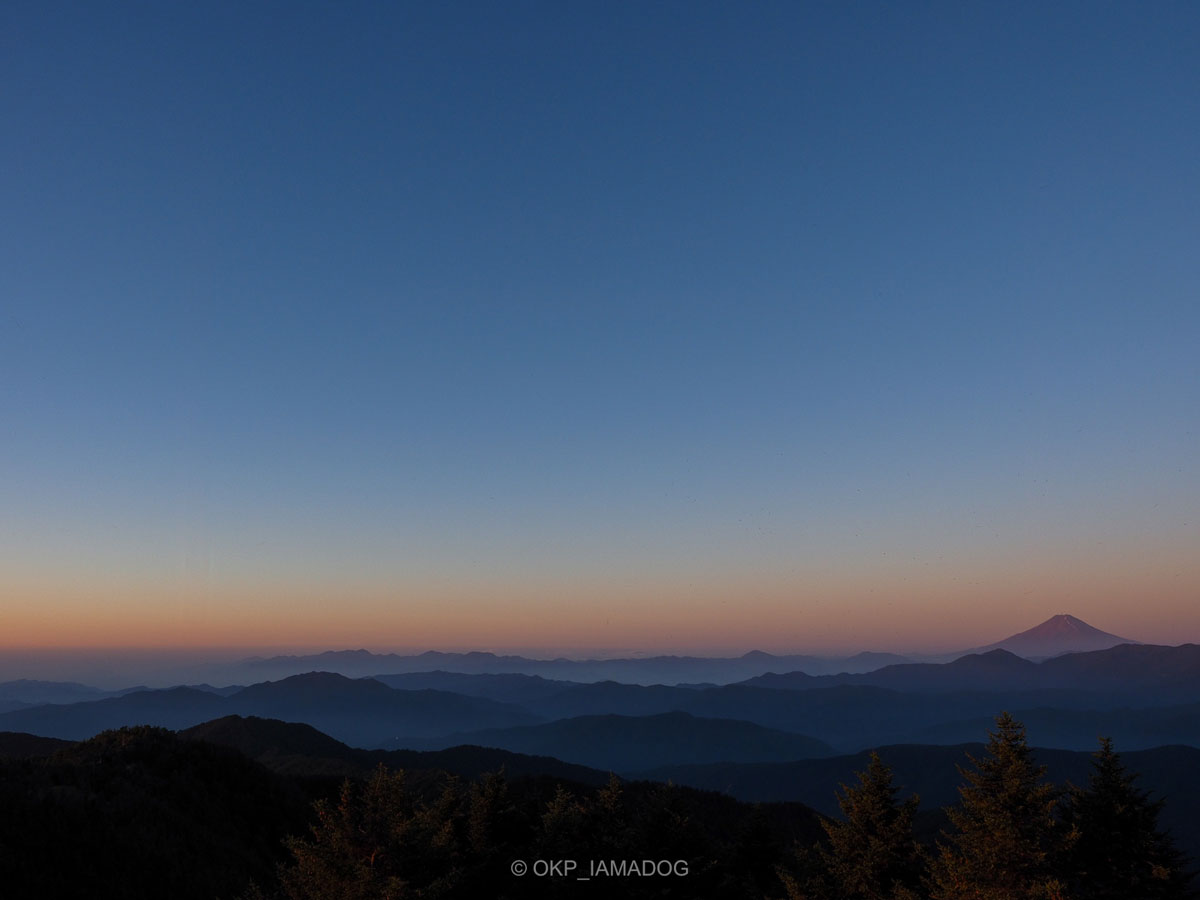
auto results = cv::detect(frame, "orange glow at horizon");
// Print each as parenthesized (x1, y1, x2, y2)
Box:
(6, 543, 1200, 654)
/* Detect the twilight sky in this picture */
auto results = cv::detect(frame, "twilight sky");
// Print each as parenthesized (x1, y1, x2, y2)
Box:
(2, 2, 1198, 655)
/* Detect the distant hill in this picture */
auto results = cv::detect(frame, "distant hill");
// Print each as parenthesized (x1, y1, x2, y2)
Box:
(1039, 643, 1200, 699)
(0, 679, 126, 712)
(736, 643, 1200, 705)
(412, 710, 835, 771)
(0, 686, 229, 740)
(227, 672, 541, 746)
(372, 670, 581, 703)
(0, 673, 540, 748)
(740, 649, 1043, 693)
(241, 648, 911, 684)
(966, 613, 1137, 659)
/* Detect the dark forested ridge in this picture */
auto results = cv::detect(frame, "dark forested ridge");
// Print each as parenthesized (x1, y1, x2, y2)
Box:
(0, 726, 312, 900)
(0, 720, 822, 899)
(0, 714, 1195, 899)
(409, 710, 835, 769)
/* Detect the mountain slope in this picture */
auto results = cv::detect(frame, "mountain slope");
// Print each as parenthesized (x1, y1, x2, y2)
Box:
(0, 687, 229, 740)
(181, 714, 613, 784)
(0, 672, 542, 748)
(227, 672, 541, 746)
(969, 614, 1137, 659)
(372, 670, 581, 703)
(413, 710, 835, 771)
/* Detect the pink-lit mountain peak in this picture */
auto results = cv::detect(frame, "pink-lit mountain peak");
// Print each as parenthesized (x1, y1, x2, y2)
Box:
(972, 614, 1137, 660)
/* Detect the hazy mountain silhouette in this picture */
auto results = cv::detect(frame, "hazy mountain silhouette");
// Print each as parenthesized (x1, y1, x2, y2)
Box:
(372, 670, 583, 703)
(737, 643, 1200, 704)
(5, 637, 1200, 757)
(409, 710, 834, 771)
(222, 615, 1143, 687)
(1038, 642, 1200, 699)
(226, 672, 541, 747)
(0, 686, 229, 739)
(966, 613, 1137, 659)
(241, 648, 911, 684)
(0, 673, 539, 748)
(0, 678, 136, 713)
(740, 650, 1044, 693)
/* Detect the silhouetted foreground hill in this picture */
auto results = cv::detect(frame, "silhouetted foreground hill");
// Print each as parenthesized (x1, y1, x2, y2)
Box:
(0, 720, 825, 899)
(2, 714, 1195, 897)
(0, 726, 312, 900)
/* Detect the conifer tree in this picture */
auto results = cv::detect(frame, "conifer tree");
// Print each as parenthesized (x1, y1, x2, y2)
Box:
(781, 753, 924, 900)
(929, 713, 1067, 900)
(1064, 737, 1196, 900)
(822, 753, 925, 900)
(279, 765, 414, 900)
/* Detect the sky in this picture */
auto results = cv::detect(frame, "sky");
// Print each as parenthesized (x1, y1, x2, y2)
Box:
(2, 1, 1198, 657)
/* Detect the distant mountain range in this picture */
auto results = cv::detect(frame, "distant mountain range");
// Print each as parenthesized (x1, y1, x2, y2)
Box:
(223, 615, 1140, 686)
(5, 650, 1199, 755)
(240, 648, 915, 684)
(0, 673, 538, 748)
(736, 643, 1200, 703)
(0, 679, 148, 714)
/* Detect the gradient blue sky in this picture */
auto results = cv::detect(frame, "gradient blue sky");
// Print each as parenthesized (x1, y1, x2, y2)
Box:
(2, 2, 1198, 653)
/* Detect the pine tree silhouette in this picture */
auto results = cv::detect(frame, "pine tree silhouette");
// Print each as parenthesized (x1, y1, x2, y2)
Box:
(929, 713, 1067, 900)
(781, 752, 924, 900)
(1063, 737, 1197, 899)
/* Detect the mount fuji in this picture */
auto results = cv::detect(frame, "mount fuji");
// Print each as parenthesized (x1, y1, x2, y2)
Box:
(967, 614, 1137, 660)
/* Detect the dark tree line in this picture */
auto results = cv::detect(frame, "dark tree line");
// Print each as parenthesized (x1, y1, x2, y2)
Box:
(780, 713, 1196, 900)
(244, 768, 812, 899)
(0, 716, 1193, 899)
